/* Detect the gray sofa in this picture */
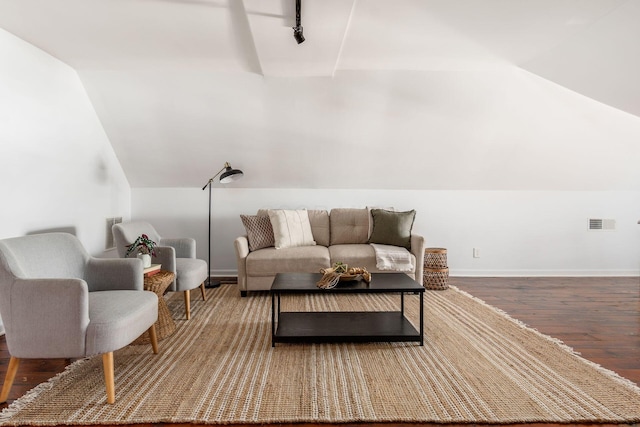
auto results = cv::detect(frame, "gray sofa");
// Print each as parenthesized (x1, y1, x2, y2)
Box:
(234, 208, 425, 296)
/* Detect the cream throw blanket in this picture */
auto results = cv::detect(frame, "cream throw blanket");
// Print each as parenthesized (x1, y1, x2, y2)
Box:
(370, 243, 414, 272)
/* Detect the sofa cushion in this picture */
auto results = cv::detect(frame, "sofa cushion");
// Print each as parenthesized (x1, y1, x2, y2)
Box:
(329, 208, 369, 245)
(246, 246, 330, 275)
(268, 209, 317, 249)
(307, 210, 330, 247)
(258, 209, 329, 247)
(174, 258, 209, 292)
(367, 206, 394, 238)
(368, 209, 416, 250)
(329, 244, 417, 273)
(240, 215, 275, 251)
(86, 290, 158, 356)
(328, 244, 378, 271)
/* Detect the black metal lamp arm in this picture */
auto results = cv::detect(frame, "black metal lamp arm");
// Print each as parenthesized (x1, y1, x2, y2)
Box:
(201, 163, 230, 190)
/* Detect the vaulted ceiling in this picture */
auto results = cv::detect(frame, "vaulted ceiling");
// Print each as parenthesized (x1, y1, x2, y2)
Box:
(2, 0, 640, 190)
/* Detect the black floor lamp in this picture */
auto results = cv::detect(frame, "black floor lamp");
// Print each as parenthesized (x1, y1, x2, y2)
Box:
(201, 162, 244, 288)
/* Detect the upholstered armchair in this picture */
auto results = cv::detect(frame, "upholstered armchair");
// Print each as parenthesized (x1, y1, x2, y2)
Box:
(112, 221, 208, 320)
(0, 233, 159, 404)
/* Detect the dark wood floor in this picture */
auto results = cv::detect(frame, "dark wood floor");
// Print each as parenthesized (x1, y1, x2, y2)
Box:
(452, 276, 640, 385)
(1, 276, 638, 427)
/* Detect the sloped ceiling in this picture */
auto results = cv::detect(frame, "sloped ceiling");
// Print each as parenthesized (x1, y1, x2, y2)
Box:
(1, 0, 640, 190)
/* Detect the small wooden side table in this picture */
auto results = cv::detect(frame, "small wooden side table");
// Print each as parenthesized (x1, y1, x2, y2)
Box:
(133, 270, 176, 345)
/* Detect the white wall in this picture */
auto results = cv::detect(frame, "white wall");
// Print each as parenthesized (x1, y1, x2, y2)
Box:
(0, 29, 131, 255)
(132, 188, 640, 277)
(0, 29, 131, 333)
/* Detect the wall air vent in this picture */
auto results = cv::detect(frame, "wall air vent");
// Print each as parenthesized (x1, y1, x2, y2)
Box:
(105, 217, 123, 249)
(588, 218, 616, 231)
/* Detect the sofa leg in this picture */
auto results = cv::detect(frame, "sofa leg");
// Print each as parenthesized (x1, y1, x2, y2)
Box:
(102, 352, 115, 404)
(240, 291, 247, 297)
(148, 324, 159, 354)
(184, 289, 191, 320)
(0, 356, 20, 403)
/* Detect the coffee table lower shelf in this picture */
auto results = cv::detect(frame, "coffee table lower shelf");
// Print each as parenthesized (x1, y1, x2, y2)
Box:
(273, 311, 421, 345)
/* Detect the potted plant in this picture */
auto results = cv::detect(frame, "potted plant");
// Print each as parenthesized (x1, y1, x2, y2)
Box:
(125, 234, 158, 268)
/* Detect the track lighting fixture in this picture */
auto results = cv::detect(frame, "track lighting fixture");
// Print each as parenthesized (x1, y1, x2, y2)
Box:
(293, 0, 305, 44)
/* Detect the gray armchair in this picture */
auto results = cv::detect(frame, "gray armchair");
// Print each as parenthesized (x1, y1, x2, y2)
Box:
(112, 221, 208, 320)
(0, 233, 159, 404)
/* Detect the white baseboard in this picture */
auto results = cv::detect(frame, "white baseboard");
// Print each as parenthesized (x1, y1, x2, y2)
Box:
(210, 269, 238, 277)
(451, 269, 640, 277)
(213, 269, 640, 278)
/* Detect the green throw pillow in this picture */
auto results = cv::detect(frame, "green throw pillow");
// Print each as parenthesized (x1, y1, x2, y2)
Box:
(368, 209, 416, 250)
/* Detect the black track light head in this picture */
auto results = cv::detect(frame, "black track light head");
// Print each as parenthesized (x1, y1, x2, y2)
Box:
(293, 25, 305, 44)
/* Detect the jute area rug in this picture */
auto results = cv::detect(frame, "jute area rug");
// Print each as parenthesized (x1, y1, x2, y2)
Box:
(1, 283, 640, 426)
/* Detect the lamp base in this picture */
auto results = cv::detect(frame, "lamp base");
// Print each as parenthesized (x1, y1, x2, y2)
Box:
(205, 278, 221, 289)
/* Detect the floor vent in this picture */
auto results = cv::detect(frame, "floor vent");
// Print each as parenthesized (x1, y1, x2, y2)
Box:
(588, 218, 616, 231)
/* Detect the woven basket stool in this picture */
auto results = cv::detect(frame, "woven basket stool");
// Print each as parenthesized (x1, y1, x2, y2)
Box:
(425, 247, 448, 268)
(133, 270, 177, 345)
(423, 248, 449, 290)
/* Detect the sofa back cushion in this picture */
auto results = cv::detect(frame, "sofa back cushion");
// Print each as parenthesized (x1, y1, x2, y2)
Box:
(112, 221, 162, 258)
(330, 208, 369, 245)
(258, 209, 330, 247)
(0, 232, 89, 280)
(267, 209, 316, 249)
(240, 215, 275, 251)
(368, 208, 416, 250)
(307, 210, 330, 247)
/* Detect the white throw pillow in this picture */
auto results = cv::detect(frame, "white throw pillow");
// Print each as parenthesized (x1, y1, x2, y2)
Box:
(267, 209, 317, 249)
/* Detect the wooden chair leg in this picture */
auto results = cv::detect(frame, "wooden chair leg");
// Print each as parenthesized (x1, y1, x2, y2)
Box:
(200, 282, 207, 301)
(148, 324, 159, 354)
(184, 289, 191, 320)
(0, 357, 20, 403)
(102, 352, 115, 404)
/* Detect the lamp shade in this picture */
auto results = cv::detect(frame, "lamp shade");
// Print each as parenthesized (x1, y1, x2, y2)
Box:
(219, 163, 244, 183)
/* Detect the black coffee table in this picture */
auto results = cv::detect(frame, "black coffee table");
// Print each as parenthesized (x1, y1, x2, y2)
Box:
(270, 272, 424, 347)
